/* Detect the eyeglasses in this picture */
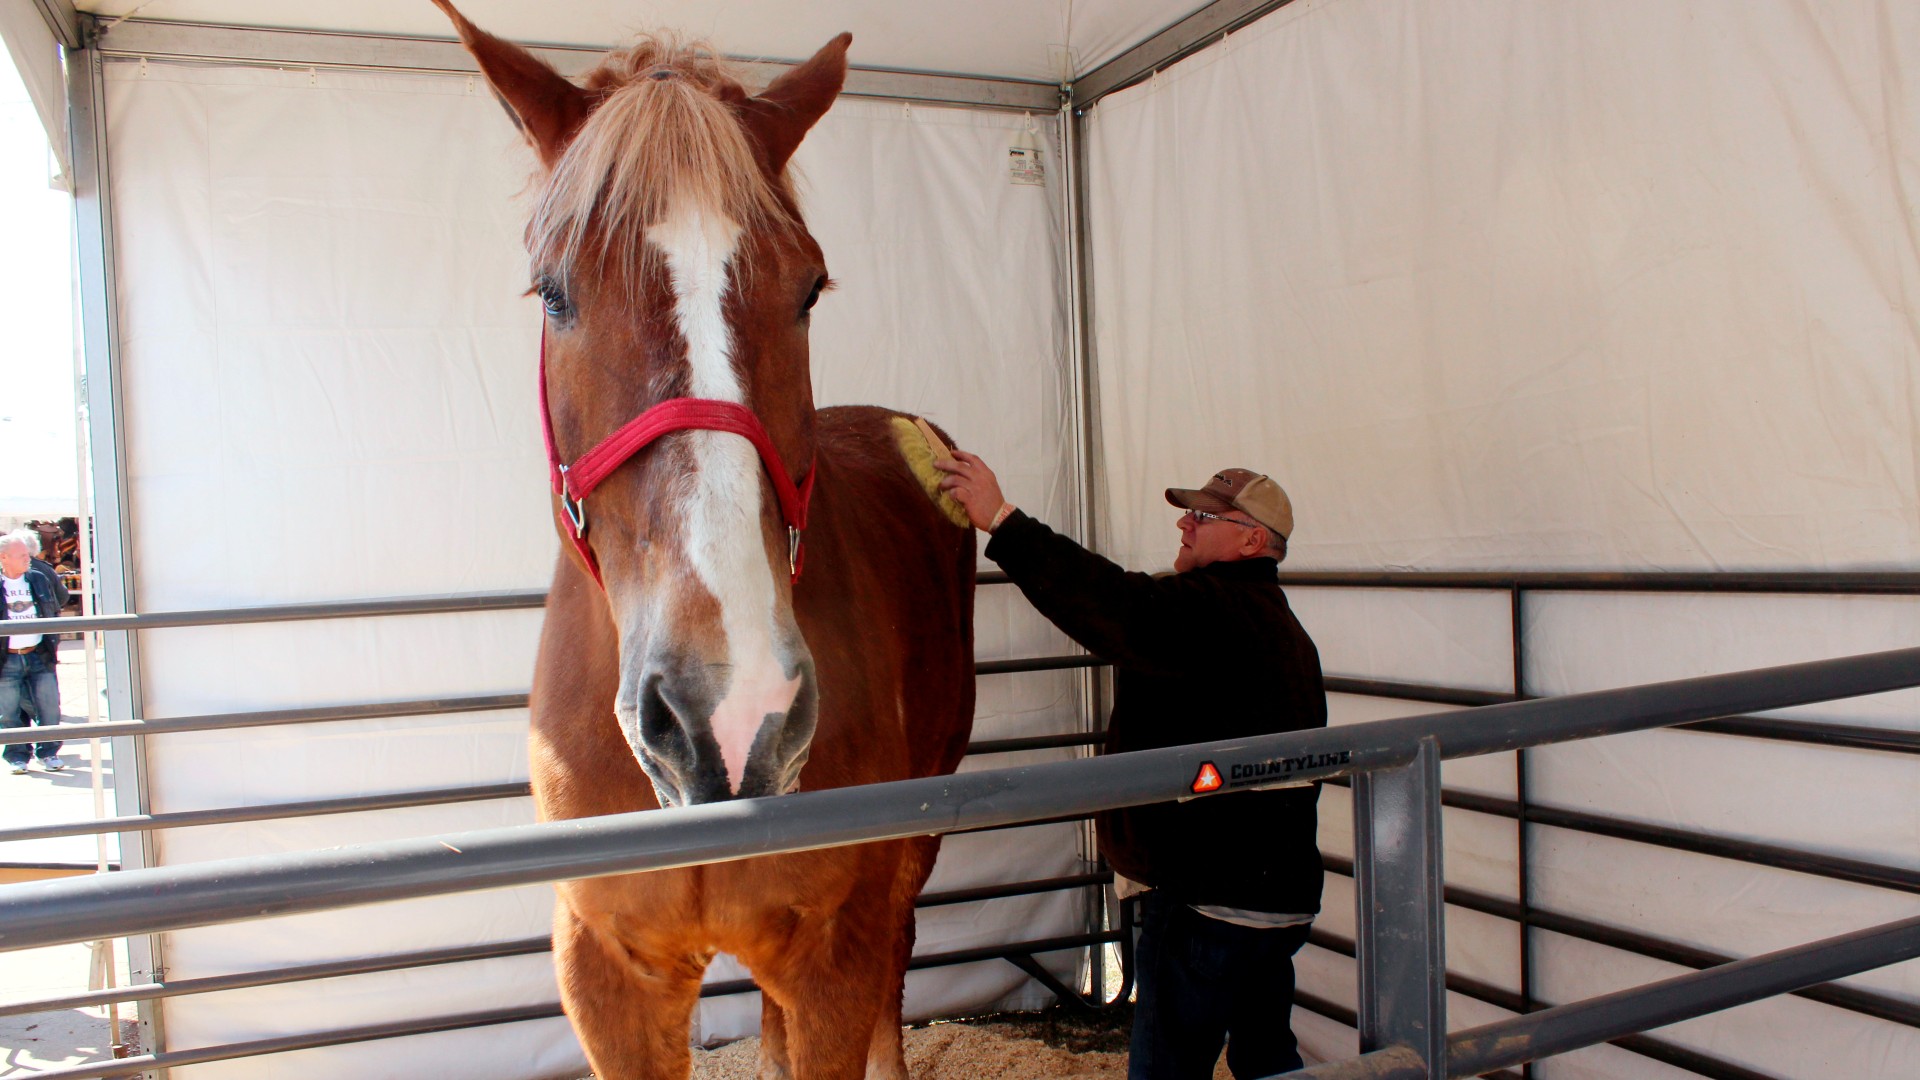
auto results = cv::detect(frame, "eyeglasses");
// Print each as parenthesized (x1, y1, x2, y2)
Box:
(1184, 509, 1260, 530)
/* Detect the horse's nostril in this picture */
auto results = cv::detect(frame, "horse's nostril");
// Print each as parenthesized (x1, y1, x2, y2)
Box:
(777, 669, 820, 760)
(638, 672, 679, 750)
(625, 662, 738, 805)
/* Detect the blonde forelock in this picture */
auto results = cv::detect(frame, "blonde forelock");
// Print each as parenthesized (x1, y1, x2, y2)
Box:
(528, 35, 791, 283)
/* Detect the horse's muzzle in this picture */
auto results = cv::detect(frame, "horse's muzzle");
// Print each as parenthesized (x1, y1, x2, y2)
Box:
(617, 654, 819, 806)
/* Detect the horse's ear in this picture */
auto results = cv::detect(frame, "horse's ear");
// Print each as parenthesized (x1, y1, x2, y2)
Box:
(431, 0, 593, 168)
(741, 33, 851, 174)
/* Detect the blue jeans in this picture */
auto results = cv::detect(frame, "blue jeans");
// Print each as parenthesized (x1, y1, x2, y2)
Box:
(1129, 890, 1312, 1080)
(1, 651, 64, 764)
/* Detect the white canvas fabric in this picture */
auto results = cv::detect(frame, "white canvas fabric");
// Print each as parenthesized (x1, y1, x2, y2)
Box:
(1086, 1, 1920, 1076)
(104, 60, 1078, 1076)
(1088, 0, 1920, 578)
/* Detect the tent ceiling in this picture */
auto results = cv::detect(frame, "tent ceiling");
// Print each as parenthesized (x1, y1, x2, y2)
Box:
(74, 0, 1208, 83)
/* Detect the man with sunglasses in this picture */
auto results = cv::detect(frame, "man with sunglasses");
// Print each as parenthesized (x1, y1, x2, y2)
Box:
(937, 454, 1326, 1080)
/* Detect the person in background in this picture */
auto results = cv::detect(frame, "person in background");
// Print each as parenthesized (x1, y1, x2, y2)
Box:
(936, 454, 1326, 1080)
(20, 526, 69, 608)
(1, 532, 65, 773)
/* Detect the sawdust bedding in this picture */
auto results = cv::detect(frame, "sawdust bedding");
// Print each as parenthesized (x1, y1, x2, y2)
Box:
(683, 1008, 1235, 1080)
(568, 1007, 1243, 1079)
(688, 1023, 1127, 1080)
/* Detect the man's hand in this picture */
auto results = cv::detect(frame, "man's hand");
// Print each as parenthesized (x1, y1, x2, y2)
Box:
(934, 450, 1012, 532)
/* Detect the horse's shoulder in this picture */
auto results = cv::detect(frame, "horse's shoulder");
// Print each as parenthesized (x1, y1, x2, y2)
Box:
(813, 405, 920, 480)
(811, 405, 974, 550)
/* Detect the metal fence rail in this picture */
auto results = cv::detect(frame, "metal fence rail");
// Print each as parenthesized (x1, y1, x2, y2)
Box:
(1, 639, 1914, 1080)
(11, 665, 1913, 754)
(0, 731, 1107, 845)
(1310, 857, 1919, 1080)
(0, 572, 1112, 1064)
(0, 575, 992, 639)
(1322, 781, 1920, 897)
(0, 590, 548, 636)
(1301, 926, 1773, 1080)
(10, 572, 1917, 1077)
(1276, 567, 1920, 1078)
(0, 872, 1112, 1019)
(12, 566, 1913, 641)
(1355, 862, 1920, 1030)
(1, 569, 1106, 1067)
(16, 714, 1914, 898)
(1293, 914, 1920, 1080)
(0, 693, 533, 747)
(0, 655, 1098, 748)
(1275, 570, 1920, 594)
(20, 929, 1126, 1080)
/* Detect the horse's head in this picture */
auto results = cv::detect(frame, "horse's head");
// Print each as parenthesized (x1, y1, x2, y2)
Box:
(435, 2, 847, 806)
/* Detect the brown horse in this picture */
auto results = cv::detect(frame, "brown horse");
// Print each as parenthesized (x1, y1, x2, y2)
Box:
(431, 5, 977, 1079)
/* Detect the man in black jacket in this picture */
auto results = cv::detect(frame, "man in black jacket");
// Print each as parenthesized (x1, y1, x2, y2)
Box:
(1, 533, 66, 773)
(937, 454, 1325, 1080)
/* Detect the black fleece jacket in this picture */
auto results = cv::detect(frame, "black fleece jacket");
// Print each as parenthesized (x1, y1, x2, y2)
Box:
(984, 509, 1327, 915)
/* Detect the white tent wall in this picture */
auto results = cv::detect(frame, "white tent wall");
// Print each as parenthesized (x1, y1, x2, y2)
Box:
(101, 55, 1081, 1075)
(1084, 0, 1918, 1077)
(1087, 0, 1920, 575)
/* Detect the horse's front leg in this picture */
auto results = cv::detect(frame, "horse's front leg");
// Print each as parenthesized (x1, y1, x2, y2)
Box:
(860, 910, 912, 1080)
(554, 893, 705, 1080)
(864, 835, 942, 1080)
(753, 899, 897, 1080)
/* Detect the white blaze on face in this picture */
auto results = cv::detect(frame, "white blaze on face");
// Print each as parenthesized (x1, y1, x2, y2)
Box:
(646, 204, 802, 795)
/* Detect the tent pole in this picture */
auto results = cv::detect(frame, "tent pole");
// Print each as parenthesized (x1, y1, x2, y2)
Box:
(66, 23, 167, 1074)
(1060, 87, 1115, 1002)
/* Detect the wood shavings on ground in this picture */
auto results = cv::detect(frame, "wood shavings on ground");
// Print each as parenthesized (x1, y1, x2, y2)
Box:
(571, 1007, 1251, 1079)
(689, 1025, 1128, 1080)
(685, 1008, 1234, 1080)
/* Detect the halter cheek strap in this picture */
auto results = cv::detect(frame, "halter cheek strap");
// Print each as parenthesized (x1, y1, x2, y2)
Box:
(539, 336, 817, 586)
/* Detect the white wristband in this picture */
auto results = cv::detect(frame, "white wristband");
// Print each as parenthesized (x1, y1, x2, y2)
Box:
(987, 503, 1017, 532)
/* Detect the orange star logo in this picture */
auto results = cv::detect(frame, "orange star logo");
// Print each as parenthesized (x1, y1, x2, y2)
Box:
(1191, 761, 1223, 794)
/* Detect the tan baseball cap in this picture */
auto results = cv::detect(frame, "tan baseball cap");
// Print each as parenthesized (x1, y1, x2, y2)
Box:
(1165, 468, 1293, 540)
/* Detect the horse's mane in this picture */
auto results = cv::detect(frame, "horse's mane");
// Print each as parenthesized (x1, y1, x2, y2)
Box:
(529, 36, 793, 278)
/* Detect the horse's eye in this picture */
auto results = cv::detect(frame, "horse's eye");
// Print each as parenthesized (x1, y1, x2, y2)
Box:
(536, 277, 572, 319)
(801, 275, 828, 318)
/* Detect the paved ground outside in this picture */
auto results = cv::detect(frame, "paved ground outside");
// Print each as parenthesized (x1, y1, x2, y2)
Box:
(0, 640, 140, 1073)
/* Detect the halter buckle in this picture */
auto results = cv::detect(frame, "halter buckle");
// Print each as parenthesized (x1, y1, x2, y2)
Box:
(787, 526, 802, 580)
(558, 467, 588, 538)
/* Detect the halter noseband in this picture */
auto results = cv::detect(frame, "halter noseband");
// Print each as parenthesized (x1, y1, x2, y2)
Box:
(539, 337, 816, 586)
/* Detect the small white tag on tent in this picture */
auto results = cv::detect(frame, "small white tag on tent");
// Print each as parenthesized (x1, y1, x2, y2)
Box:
(1008, 146, 1045, 186)
(1008, 114, 1045, 187)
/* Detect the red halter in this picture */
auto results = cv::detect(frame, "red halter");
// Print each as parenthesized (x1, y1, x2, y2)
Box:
(539, 336, 817, 586)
